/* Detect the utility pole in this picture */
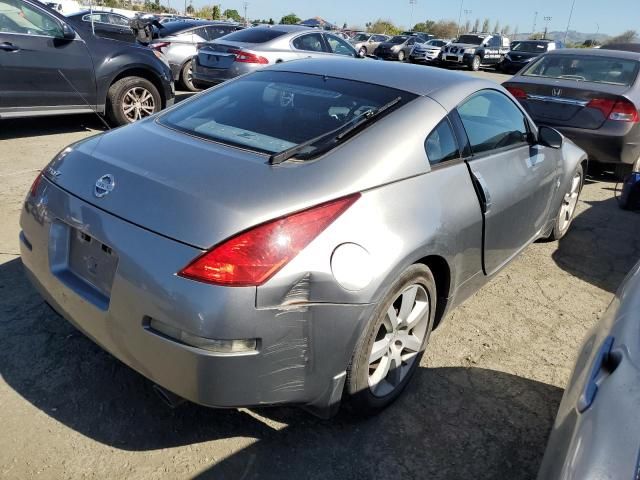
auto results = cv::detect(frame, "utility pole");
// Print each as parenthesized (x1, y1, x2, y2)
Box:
(543, 16, 551, 39)
(532, 11, 538, 36)
(243, 1, 248, 26)
(409, 0, 416, 29)
(564, 0, 576, 43)
(456, 0, 464, 38)
(464, 9, 472, 32)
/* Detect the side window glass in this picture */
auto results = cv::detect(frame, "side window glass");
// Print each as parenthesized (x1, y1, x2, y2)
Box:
(425, 119, 459, 165)
(326, 34, 355, 56)
(192, 26, 209, 41)
(292, 33, 326, 52)
(205, 25, 231, 40)
(110, 15, 129, 26)
(0, 0, 62, 36)
(457, 90, 528, 155)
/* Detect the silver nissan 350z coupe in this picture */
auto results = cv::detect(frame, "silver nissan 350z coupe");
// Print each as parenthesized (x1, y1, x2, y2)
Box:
(20, 58, 587, 417)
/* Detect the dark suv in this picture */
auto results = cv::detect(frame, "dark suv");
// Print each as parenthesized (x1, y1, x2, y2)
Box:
(499, 40, 562, 74)
(441, 33, 510, 70)
(0, 0, 174, 125)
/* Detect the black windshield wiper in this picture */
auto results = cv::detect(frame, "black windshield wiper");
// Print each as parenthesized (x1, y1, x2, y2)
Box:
(269, 96, 402, 165)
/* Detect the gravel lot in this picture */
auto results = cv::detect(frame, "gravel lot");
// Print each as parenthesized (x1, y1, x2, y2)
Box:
(1, 71, 639, 480)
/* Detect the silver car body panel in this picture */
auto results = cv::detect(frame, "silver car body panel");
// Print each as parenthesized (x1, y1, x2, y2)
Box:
(537, 260, 640, 479)
(20, 58, 587, 414)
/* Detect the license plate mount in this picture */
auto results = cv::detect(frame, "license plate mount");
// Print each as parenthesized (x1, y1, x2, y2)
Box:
(68, 228, 118, 298)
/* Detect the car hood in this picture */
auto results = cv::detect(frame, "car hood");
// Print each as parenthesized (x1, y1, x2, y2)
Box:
(447, 43, 482, 49)
(44, 100, 433, 249)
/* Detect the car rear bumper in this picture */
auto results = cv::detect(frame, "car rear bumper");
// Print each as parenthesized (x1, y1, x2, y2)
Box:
(546, 122, 640, 165)
(20, 178, 373, 415)
(192, 57, 261, 86)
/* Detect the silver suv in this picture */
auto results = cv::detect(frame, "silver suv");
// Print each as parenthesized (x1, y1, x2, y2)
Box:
(150, 20, 241, 91)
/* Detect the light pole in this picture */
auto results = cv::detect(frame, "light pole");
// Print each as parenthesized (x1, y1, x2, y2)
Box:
(464, 9, 472, 32)
(532, 11, 538, 35)
(409, 0, 417, 29)
(243, 1, 248, 26)
(456, 0, 464, 37)
(564, 0, 576, 43)
(543, 16, 552, 39)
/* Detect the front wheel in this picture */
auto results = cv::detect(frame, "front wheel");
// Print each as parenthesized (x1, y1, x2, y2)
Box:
(359, 46, 367, 57)
(398, 50, 406, 62)
(180, 59, 200, 92)
(468, 55, 481, 71)
(549, 164, 584, 240)
(106, 76, 161, 126)
(345, 264, 436, 415)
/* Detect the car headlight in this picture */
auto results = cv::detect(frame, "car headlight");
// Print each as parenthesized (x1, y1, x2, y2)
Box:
(523, 57, 534, 62)
(391, 45, 400, 52)
(464, 48, 475, 54)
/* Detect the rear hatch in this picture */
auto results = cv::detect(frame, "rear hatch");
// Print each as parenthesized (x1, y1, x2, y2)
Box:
(505, 78, 633, 129)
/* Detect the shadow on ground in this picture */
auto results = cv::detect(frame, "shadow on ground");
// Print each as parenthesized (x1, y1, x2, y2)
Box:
(0, 258, 559, 479)
(552, 182, 640, 294)
(0, 92, 195, 141)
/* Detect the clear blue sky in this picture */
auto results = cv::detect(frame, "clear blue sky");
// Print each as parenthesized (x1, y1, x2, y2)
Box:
(200, 0, 636, 36)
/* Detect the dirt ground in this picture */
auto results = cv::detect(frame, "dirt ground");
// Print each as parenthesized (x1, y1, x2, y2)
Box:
(1, 80, 639, 479)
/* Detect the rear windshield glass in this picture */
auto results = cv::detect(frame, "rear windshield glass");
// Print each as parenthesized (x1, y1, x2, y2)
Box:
(389, 35, 408, 44)
(216, 28, 288, 43)
(512, 41, 548, 53)
(352, 33, 369, 42)
(523, 54, 640, 86)
(427, 40, 446, 47)
(157, 21, 199, 37)
(159, 71, 415, 156)
(456, 35, 484, 45)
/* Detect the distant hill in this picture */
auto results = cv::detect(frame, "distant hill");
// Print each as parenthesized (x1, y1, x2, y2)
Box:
(513, 30, 611, 45)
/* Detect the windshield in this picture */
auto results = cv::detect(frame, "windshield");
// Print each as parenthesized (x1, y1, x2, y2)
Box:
(159, 71, 415, 157)
(456, 35, 484, 45)
(426, 40, 446, 47)
(523, 54, 640, 86)
(352, 33, 369, 42)
(389, 35, 408, 44)
(513, 42, 548, 53)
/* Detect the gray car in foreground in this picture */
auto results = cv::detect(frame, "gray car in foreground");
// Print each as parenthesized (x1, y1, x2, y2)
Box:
(20, 58, 586, 417)
(538, 260, 640, 479)
(192, 25, 358, 88)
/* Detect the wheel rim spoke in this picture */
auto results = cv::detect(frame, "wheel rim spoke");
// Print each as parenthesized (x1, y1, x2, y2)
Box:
(386, 305, 399, 330)
(398, 285, 418, 325)
(369, 336, 391, 364)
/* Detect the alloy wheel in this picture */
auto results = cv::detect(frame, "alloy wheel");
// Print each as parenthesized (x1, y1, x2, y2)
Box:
(559, 170, 582, 232)
(121, 86, 156, 122)
(368, 284, 430, 397)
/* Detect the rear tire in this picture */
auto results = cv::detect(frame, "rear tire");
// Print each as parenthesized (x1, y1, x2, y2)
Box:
(345, 264, 436, 416)
(549, 164, 584, 241)
(106, 76, 161, 126)
(180, 59, 200, 92)
(359, 46, 367, 57)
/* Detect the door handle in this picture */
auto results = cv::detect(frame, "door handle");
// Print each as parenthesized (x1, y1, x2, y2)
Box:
(577, 336, 620, 412)
(0, 42, 19, 52)
(471, 171, 492, 213)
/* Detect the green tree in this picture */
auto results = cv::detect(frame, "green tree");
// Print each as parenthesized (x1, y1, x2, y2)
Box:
(186, 3, 194, 14)
(343, 22, 347, 29)
(463, 20, 471, 33)
(280, 13, 301, 24)
(431, 20, 458, 39)
(412, 20, 436, 33)
(269, 17, 275, 25)
(212, 5, 221, 19)
(481, 18, 490, 32)
(223, 8, 242, 21)
(472, 18, 480, 32)
(369, 19, 400, 35)
(606, 29, 638, 44)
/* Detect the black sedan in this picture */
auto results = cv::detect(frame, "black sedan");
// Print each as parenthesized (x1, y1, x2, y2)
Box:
(504, 48, 640, 177)
(499, 40, 562, 74)
(65, 10, 135, 43)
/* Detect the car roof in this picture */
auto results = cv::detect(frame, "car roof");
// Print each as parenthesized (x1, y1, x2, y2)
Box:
(267, 57, 495, 99)
(546, 48, 640, 60)
(252, 24, 312, 33)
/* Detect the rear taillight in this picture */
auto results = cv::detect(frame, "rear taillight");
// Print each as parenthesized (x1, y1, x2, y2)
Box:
(506, 86, 527, 99)
(29, 172, 43, 197)
(151, 41, 170, 51)
(588, 97, 638, 122)
(178, 193, 361, 286)
(229, 48, 269, 64)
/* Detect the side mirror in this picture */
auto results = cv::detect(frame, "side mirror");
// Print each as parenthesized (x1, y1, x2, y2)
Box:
(61, 23, 76, 40)
(538, 125, 563, 149)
